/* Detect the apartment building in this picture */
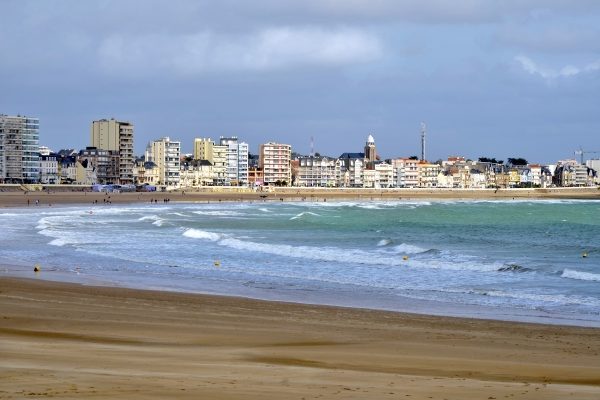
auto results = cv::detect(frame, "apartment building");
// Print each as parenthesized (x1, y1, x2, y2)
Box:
(39, 153, 59, 184)
(259, 142, 292, 185)
(394, 158, 419, 188)
(180, 159, 214, 187)
(0, 114, 40, 183)
(146, 137, 181, 187)
(79, 147, 119, 184)
(295, 155, 340, 187)
(220, 136, 249, 186)
(193, 137, 227, 185)
(90, 118, 134, 184)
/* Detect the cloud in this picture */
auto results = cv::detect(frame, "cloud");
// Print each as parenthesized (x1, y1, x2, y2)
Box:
(497, 26, 600, 53)
(96, 27, 383, 77)
(515, 55, 600, 80)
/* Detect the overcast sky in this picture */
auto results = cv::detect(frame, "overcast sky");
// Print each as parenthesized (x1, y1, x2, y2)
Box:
(1, 0, 599, 163)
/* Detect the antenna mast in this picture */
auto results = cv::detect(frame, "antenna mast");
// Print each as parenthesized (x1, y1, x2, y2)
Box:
(310, 136, 315, 157)
(420, 122, 426, 161)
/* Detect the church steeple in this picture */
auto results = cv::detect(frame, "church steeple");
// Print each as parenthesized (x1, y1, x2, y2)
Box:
(364, 133, 376, 163)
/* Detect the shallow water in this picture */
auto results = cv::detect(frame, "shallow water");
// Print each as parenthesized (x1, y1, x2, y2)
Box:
(1, 199, 599, 326)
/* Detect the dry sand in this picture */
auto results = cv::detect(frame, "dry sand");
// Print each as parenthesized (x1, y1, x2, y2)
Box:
(0, 185, 599, 208)
(1, 277, 599, 399)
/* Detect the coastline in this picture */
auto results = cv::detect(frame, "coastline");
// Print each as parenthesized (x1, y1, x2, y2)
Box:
(1, 276, 599, 399)
(0, 185, 599, 208)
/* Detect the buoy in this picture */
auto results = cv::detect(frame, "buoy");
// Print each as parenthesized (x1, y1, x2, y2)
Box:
(582, 252, 588, 258)
(34, 264, 41, 272)
(214, 260, 221, 267)
(402, 256, 409, 261)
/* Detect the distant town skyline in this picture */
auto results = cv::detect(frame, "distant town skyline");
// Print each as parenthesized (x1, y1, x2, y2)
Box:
(1, 1, 599, 163)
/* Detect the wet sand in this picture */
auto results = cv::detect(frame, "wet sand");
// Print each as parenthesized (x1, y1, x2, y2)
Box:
(1, 277, 599, 399)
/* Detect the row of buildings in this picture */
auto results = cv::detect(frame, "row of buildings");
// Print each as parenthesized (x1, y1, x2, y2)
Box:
(1, 114, 599, 189)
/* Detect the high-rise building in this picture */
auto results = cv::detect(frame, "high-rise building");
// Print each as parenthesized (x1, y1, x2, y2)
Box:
(193, 138, 213, 161)
(146, 137, 181, 187)
(220, 136, 249, 186)
(0, 114, 40, 183)
(90, 118, 134, 184)
(193, 137, 226, 185)
(259, 142, 292, 185)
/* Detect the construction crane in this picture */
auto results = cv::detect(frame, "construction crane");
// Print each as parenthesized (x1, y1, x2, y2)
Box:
(574, 148, 600, 164)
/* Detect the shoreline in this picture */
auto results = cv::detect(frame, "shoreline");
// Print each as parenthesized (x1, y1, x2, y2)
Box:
(1, 276, 599, 399)
(1, 186, 599, 208)
(3, 263, 599, 329)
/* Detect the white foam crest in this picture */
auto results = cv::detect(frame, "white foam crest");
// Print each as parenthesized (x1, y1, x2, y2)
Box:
(168, 212, 189, 217)
(408, 258, 503, 273)
(218, 237, 388, 266)
(377, 239, 392, 247)
(152, 219, 166, 226)
(138, 215, 160, 221)
(192, 210, 243, 216)
(48, 238, 68, 247)
(290, 211, 321, 220)
(562, 269, 600, 282)
(182, 228, 220, 241)
(259, 208, 272, 213)
(394, 243, 428, 254)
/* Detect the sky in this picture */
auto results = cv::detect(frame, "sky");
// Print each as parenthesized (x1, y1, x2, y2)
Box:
(1, 0, 599, 164)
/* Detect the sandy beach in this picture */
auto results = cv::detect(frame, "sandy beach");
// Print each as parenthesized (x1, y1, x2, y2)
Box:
(1, 277, 599, 399)
(0, 185, 599, 208)
(1, 189, 600, 399)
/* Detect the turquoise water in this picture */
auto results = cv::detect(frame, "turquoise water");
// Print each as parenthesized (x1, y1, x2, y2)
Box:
(1, 200, 599, 326)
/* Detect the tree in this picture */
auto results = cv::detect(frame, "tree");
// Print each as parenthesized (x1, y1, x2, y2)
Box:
(507, 157, 528, 166)
(408, 155, 419, 160)
(478, 157, 502, 164)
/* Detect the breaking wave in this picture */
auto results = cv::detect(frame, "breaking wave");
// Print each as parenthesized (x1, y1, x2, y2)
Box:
(561, 269, 600, 282)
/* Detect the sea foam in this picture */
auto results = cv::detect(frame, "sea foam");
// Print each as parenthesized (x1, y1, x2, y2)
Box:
(182, 228, 220, 241)
(561, 268, 600, 282)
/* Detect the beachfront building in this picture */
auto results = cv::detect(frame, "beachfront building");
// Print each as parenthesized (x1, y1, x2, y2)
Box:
(220, 136, 249, 186)
(338, 153, 365, 187)
(180, 159, 214, 187)
(554, 160, 594, 187)
(90, 118, 134, 184)
(193, 137, 227, 185)
(78, 147, 119, 184)
(39, 153, 59, 184)
(418, 161, 440, 188)
(586, 159, 600, 185)
(58, 154, 77, 184)
(133, 160, 160, 185)
(394, 158, 419, 188)
(75, 158, 97, 185)
(295, 155, 340, 187)
(259, 142, 292, 186)
(146, 137, 180, 187)
(0, 114, 40, 183)
(248, 166, 264, 186)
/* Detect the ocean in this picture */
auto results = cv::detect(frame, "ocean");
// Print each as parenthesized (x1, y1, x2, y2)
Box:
(1, 199, 599, 326)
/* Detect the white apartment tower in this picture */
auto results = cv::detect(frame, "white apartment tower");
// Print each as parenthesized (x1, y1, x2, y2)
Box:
(259, 142, 292, 185)
(0, 114, 40, 183)
(146, 137, 180, 187)
(220, 136, 249, 186)
(90, 118, 134, 184)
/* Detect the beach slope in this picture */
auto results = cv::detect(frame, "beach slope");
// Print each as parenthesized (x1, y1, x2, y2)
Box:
(1, 277, 599, 399)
